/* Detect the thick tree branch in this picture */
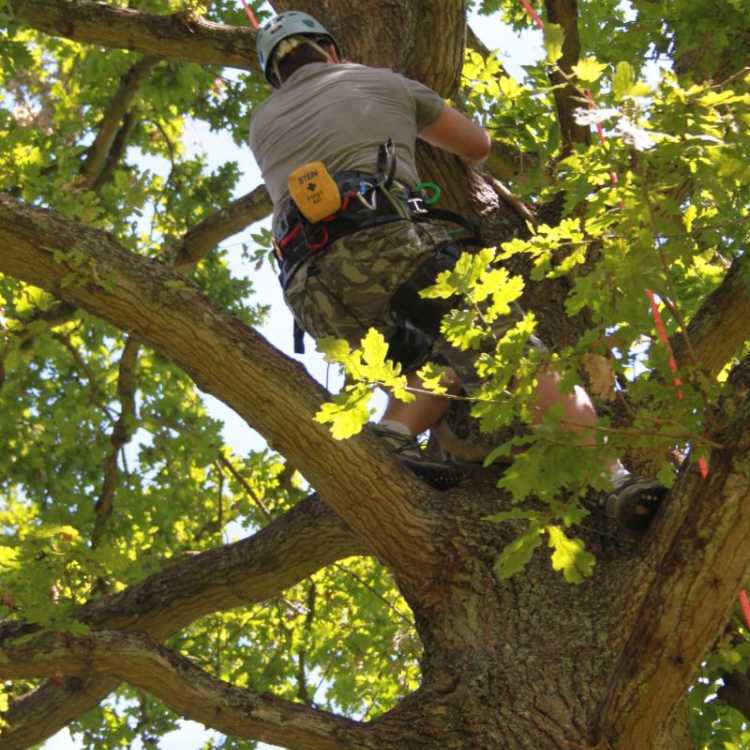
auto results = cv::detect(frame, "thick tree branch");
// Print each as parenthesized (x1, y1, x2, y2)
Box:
(10, 0, 257, 70)
(91, 336, 140, 549)
(0, 630, 370, 750)
(544, 0, 590, 149)
(672, 253, 750, 379)
(599, 384, 750, 748)
(80, 56, 159, 189)
(0, 195, 442, 580)
(173, 184, 273, 268)
(1, 495, 364, 749)
(91, 111, 138, 192)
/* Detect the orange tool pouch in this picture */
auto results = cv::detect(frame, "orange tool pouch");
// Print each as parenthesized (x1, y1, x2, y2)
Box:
(287, 161, 342, 223)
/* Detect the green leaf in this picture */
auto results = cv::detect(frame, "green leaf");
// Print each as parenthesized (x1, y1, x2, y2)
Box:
(499, 75, 523, 100)
(361, 328, 389, 368)
(546, 526, 595, 583)
(314, 388, 373, 440)
(656, 461, 676, 488)
(572, 57, 607, 83)
(543, 23, 565, 63)
(317, 336, 352, 364)
(612, 61, 635, 100)
(494, 526, 543, 580)
(0, 545, 19, 572)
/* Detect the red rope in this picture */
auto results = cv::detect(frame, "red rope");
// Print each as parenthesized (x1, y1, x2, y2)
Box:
(645, 290, 683, 398)
(239, 0, 260, 29)
(646, 290, 709, 477)
(740, 590, 750, 630)
(518, 0, 545, 29)
(516, 0, 708, 479)
(584, 90, 619, 187)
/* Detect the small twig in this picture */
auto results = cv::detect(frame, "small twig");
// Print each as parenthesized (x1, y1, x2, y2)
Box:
(217, 452, 274, 522)
(216, 461, 225, 540)
(561, 421, 723, 450)
(297, 582, 317, 705)
(332, 562, 414, 626)
(91, 337, 141, 548)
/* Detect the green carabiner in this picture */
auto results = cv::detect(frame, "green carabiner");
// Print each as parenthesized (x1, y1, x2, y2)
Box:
(414, 181, 441, 205)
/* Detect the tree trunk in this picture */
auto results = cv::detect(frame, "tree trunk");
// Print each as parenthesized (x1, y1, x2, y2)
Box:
(3, 2, 750, 749)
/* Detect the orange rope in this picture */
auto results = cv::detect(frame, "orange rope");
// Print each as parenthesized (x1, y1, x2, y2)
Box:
(515, 0, 708, 479)
(239, 0, 260, 29)
(518, 0, 544, 29)
(740, 590, 750, 630)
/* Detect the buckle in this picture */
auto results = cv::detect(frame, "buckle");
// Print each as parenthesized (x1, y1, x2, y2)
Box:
(407, 196, 429, 215)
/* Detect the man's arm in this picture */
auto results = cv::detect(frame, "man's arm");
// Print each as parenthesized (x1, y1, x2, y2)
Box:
(418, 106, 491, 166)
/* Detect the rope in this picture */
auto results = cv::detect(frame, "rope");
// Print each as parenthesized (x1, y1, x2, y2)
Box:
(514, 0, 708, 481)
(518, 0, 544, 29)
(740, 590, 750, 631)
(239, 0, 260, 29)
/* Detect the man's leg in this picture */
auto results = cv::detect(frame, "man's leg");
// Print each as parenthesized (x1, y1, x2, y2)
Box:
(532, 369, 666, 530)
(380, 369, 460, 436)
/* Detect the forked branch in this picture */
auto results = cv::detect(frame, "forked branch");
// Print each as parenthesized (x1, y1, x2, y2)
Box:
(80, 56, 159, 189)
(0, 195, 443, 578)
(173, 184, 273, 268)
(1, 630, 371, 750)
(1, 494, 364, 749)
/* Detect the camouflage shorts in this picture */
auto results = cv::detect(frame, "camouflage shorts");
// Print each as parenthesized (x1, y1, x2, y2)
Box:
(284, 220, 453, 366)
(283, 218, 530, 382)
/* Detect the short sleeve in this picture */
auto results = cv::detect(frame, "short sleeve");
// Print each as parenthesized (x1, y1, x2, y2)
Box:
(402, 76, 445, 131)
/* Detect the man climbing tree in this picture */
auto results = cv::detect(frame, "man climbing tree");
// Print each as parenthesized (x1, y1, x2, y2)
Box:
(250, 10, 666, 520)
(0, 1, 749, 749)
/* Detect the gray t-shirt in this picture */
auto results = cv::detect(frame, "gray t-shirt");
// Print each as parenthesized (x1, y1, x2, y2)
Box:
(248, 62, 444, 211)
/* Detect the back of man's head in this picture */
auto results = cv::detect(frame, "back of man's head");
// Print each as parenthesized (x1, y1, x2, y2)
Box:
(270, 36, 336, 87)
(256, 11, 341, 88)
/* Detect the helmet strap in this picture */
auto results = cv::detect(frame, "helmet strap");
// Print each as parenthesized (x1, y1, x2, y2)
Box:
(271, 36, 336, 87)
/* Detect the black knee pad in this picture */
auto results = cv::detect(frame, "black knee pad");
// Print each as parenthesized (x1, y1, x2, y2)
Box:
(390, 242, 463, 338)
(386, 318, 434, 374)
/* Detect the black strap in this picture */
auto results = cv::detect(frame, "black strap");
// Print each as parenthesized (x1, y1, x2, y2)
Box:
(293, 319, 305, 354)
(376, 139, 397, 189)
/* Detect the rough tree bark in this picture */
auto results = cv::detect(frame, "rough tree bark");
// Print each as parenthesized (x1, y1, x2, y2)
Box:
(1, 2, 750, 749)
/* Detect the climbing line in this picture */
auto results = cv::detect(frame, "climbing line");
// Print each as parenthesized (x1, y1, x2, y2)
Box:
(740, 590, 750, 631)
(514, 0, 708, 480)
(518, 0, 544, 29)
(239, 0, 260, 29)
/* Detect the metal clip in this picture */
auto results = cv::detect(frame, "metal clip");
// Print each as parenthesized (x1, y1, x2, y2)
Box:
(407, 196, 429, 215)
(357, 184, 378, 211)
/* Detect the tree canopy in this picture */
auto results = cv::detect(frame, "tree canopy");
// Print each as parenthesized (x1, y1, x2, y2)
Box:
(0, 1, 749, 749)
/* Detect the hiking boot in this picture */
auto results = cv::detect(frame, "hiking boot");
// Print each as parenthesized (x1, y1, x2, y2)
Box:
(373, 425, 464, 490)
(606, 475, 669, 531)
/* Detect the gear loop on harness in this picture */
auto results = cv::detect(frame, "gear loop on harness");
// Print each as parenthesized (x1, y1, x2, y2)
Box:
(272, 141, 483, 293)
(414, 181, 441, 205)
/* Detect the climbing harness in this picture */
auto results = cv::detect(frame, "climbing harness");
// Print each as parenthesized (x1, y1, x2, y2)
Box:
(273, 140, 480, 291)
(272, 141, 481, 354)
